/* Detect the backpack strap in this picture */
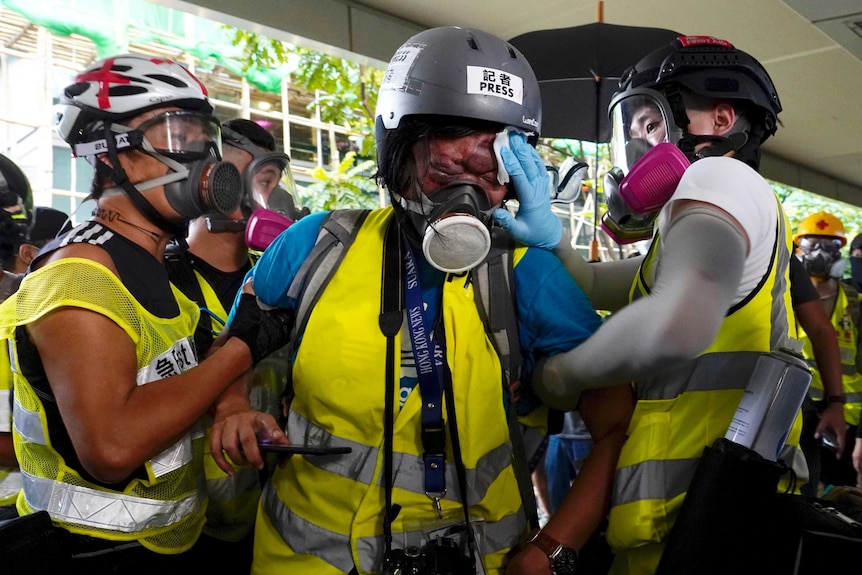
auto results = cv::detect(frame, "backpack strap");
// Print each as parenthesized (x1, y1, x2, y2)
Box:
(287, 209, 371, 340)
(473, 227, 540, 531)
(277, 209, 371, 406)
(473, 227, 522, 391)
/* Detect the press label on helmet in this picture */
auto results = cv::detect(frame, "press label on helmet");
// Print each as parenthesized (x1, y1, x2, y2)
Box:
(381, 43, 424, 92)
(676, 36, 734, 49)
(466, 66, 523, 105)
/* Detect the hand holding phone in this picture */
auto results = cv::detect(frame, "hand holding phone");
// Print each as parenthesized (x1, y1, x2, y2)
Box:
(820, 431, 839, 452)
(257, 440, 352, 456)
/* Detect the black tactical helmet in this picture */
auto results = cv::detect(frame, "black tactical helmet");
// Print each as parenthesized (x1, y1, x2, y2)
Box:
(612, 36, 781, 142)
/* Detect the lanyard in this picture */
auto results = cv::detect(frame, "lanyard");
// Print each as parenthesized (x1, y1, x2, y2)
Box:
(402, 234, 447, 515)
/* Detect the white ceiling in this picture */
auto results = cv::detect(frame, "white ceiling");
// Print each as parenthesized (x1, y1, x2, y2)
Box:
(162, 0, 862, 206)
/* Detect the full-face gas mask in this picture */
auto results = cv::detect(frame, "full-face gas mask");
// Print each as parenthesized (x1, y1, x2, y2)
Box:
(400, 181, 496, 274)
(600, 89, 699, 244)
(797, 237, 845, 279)
(213, 125, 304, 236)
(79, 110, 243, 223)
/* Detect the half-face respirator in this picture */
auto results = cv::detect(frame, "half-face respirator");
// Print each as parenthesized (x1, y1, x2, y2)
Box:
(81, 111, 244, 223)
(797, 237, 845, 279)
(402, 181, 496, 274)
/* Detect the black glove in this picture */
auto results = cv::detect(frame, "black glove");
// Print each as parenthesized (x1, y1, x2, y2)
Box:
(228, 293, 294, 365)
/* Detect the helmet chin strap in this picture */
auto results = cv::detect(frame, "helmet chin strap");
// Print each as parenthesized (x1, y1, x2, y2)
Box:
(676, 132, 750, 164)
(98, 124, 189, 246)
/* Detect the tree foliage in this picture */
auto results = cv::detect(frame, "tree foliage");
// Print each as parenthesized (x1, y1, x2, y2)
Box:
(227, 27, 383, 209)
(295, 151, 379, 212)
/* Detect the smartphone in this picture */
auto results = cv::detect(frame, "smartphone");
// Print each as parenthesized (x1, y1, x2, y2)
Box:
(257, 441, 352, 456)
(820, 431, 839, 451)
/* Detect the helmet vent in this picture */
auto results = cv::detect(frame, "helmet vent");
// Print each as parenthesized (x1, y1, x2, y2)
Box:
(467, 36, 478, 50)
(65, 83, 89, 97)
(110, 85, 148, 97)
(146, 74, 189, 88)
(507, 46, 517, 59)
(112, 65, 133, 72)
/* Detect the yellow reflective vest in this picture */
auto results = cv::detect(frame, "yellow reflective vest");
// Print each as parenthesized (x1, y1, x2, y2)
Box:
(0, 341, 21, 507)
(186, 267, 269, 543)
(800, 283, 862, 426)
(607, 199, 802, 572)
(256, 208, 529, 575)
(2, 258, 207, 553)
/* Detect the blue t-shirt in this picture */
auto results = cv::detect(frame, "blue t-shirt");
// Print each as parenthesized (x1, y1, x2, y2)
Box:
(229, 210, 601, 407)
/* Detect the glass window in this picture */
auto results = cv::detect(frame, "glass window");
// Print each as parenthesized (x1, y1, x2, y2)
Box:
(52, 146, 94, 195)
(289, 124, 316, 164)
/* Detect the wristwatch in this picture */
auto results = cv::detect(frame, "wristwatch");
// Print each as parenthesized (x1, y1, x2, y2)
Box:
(527, 530, 579, 575)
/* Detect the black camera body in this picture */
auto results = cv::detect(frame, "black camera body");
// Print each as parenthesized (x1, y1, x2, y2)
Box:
(383, 536, 475, 575)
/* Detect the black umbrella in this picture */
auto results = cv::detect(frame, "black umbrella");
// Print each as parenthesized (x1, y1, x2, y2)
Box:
(509, 22, 681, 142)
(510, 22, 680, 260)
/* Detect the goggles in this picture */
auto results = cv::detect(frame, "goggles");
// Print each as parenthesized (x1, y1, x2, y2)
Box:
(798, 237, 842, 255)
(609, 88, 685, 176)
(135, 110, 222, 160)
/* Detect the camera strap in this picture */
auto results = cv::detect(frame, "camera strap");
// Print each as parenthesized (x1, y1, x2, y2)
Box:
(439, 321, 480, 564)
(380, 218, 403, 559)
(379, 220, 478, 566)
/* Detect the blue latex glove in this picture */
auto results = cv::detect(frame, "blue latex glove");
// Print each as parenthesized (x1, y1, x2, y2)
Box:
(493, 132, 562, 249)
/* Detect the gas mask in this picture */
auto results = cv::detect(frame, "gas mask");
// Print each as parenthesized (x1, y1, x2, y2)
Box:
(162, 155, 243, 220)
(86, 111, 243, 222)
(401, 181, 495, 274)
(205, 152, 293, 234)
(601, 142, 690, 244)
(798, 237, 845, 278)
(213, 125, 305, 235)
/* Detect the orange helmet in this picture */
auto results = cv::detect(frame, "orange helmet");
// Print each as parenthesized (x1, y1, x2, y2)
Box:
(794, 211, 847, 246)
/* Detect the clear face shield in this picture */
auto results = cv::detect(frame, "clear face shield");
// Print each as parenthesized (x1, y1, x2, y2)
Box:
(135, 110, 224, 160)
(246, 154, 298, 214)
(601, 89, 689, 244)
(609, 88, 683, 176)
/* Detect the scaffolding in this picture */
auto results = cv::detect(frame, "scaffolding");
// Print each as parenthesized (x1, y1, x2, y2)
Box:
(0, 0, 629, 259)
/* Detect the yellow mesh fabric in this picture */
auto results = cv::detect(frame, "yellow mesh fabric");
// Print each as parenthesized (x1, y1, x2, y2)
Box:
(4, 258, 207, 553)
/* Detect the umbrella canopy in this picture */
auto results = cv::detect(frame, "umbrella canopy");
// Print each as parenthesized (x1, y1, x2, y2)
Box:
(510, 23, 681, 142)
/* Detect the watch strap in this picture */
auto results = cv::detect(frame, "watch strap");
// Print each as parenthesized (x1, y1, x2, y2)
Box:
(827, 394, 847, 404)
(528, 529, 564, 558)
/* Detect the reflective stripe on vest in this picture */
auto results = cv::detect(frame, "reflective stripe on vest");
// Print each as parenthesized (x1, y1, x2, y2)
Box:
(261, 479, 525, 574)
(14, 385, 196, 479)
(286, 410, 514, 505)
(801, 285, 862, 425)
(21, 471, 201, 532)
(0, 468, 21, 501)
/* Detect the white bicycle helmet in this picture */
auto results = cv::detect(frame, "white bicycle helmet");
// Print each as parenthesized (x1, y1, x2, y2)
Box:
(54, 54, 213, 149)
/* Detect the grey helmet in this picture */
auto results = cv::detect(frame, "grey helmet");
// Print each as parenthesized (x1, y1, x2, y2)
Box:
(375, 26, 542, 177)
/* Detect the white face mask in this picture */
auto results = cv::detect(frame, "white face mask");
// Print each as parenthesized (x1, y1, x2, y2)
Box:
(400, 182, 494, 273)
